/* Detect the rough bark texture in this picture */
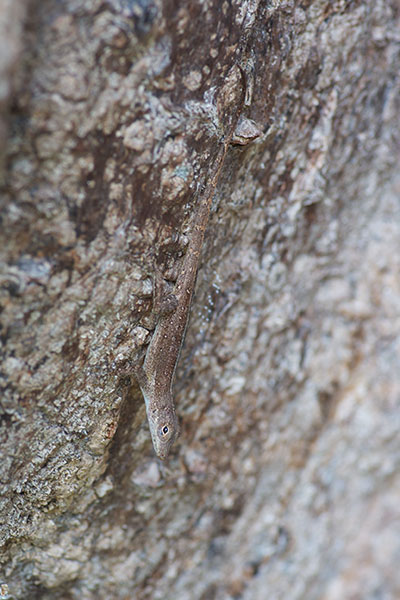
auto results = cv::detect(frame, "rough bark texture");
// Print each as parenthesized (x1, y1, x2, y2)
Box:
(1, 1, 399, 599)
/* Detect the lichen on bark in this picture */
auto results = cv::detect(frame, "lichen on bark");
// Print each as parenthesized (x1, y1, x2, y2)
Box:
(1, 1, 400, 599)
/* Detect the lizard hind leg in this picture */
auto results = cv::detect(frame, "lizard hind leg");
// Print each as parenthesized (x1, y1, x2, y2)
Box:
(152, 267, 178, 317)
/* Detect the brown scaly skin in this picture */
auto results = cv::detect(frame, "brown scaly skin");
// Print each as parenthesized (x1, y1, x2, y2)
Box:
(135, 67, 259, 459)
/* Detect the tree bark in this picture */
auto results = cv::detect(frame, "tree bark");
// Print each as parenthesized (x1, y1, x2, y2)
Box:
(1, 1, 399, 599)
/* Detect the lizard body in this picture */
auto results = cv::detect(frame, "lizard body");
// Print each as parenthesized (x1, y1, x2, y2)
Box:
(136, 68, 249, 459)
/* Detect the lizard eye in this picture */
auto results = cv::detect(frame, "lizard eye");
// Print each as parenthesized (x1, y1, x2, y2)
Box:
(159, 424, 171, 438)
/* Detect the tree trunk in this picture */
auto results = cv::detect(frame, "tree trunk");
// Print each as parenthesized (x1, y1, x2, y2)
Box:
(1, 1, 399, 598)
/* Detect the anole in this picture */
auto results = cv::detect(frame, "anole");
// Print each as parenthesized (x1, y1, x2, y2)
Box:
(135, 67, 258, 459)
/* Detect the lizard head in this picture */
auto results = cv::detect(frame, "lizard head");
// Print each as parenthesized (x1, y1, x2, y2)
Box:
(147, 402, 180, 460)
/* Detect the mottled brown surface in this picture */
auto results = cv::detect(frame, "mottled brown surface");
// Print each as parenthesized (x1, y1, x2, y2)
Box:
(0, 1, 399, 599)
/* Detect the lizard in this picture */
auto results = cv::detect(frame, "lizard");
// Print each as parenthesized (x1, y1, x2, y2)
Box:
(135, 66, 258, 459)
